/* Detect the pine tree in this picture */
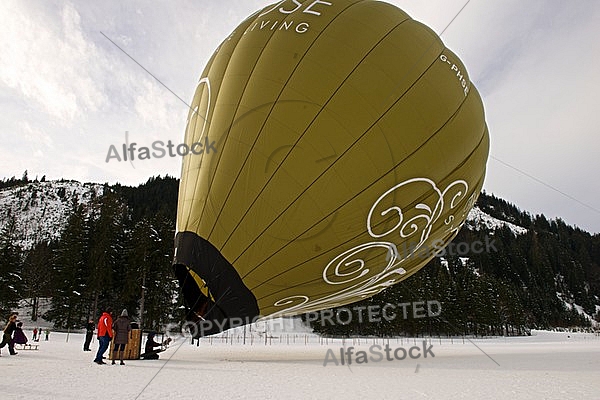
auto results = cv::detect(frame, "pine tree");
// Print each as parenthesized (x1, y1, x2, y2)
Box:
(44, 203, 90, 329)
(86, 189, 129, 320)
(0, 212, 24, 317)
(21, 241, 54, 321)
(126, 214, 177, 332)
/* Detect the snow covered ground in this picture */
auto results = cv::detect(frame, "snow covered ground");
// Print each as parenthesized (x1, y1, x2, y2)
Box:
(1, 327, 599, 400)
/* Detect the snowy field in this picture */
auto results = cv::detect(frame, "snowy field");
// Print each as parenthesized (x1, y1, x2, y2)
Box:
(1, 326, 599, 400)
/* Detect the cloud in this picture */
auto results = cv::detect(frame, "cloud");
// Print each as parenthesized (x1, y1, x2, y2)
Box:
(479, 3, 600, 231)
(0, 2, 108, 122)
(133, 77, 184, 138)
(1, 0, 599, 232)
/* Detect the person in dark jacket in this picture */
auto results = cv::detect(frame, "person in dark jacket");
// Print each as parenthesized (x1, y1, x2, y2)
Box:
(142, 332, 161, 360)
(93, 307, 113, 365)
(83, 319, 94, 351)
(111, 309, 131, 365)
(0, 313, 18, 356)
(141, 332, 171, 360)
(12, 321, 28, 346)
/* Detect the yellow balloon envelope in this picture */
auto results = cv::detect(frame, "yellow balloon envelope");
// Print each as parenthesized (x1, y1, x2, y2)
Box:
(173, 0, 489, 336)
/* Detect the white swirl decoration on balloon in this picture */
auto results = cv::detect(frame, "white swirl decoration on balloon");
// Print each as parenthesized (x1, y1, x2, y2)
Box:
(183, 76, 211, 153)
(273, 295, 309, 309)
(367, 178, 468, 253)
(272, 177, 472, 316)
(322, 242, 399, 285)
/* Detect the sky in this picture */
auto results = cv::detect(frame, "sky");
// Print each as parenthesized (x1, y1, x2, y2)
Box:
(1, 0, 599, 233)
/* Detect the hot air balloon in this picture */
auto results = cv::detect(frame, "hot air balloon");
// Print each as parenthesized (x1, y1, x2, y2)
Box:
(173, 0, 489, 337)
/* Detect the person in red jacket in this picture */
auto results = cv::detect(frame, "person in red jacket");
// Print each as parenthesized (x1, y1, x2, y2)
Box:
(93, 307, 113, 365)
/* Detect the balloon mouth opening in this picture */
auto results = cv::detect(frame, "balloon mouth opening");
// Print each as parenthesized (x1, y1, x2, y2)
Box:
(173, 231, 260, 338)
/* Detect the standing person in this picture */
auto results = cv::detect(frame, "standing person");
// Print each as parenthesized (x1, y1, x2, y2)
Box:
(44, 328, 50, 341)
(32, 327, 38, 341)
(111, 309, 131, 365)
(83, 319, 94, 351)
(93, 307, 113, 365)
(0, 313, 18, 356)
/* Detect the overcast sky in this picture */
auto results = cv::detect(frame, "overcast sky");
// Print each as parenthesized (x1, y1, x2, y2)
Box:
(1, 0, 599, 233)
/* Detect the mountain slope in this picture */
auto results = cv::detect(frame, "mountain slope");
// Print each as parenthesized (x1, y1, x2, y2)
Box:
(0, 180, 104, 249)
(1, 178, 598, 334)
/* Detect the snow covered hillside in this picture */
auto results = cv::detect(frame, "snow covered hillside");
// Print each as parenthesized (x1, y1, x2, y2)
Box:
(466, 206, 528, 235)
(1, 179, 598, 333)
(0, 180, 104, 249)
(0, 181, 527, 252)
